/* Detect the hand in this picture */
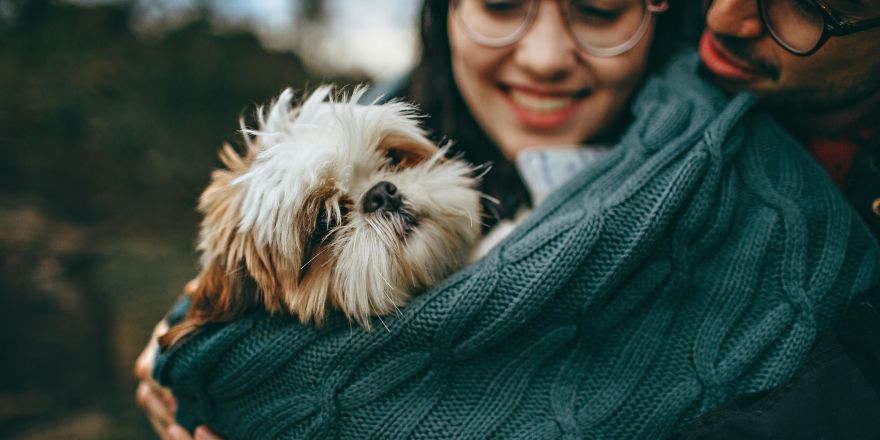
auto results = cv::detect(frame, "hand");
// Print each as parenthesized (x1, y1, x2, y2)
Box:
(135, 281, 223, 439)
(135, 319, 177, 438)
(170, 426, 223, 440)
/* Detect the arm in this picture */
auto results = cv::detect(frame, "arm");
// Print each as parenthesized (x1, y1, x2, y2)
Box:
(667, 284, 880, 439)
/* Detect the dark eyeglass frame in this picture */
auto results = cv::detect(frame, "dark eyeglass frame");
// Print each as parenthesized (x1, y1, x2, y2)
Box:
(705, 0, 880, 56)
(760, 0, 880, 56)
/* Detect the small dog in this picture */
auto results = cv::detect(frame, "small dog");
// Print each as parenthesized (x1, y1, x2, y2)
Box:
(159, 87, 481, 349)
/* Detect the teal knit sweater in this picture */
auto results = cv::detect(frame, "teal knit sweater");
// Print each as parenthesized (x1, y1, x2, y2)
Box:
(155, 53, 880, 439)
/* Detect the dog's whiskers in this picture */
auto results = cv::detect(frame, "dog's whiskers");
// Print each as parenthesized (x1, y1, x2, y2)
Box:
(300, 245, 331, 272)
(378, 272, 395, 292)
(376, 314, 391, 332)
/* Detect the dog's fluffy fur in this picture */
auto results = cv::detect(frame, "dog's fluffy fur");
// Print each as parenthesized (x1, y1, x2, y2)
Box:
(159, 87, 481, 349)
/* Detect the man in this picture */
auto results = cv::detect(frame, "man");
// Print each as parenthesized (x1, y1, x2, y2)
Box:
(671, 0, 880, 438)
(699, 0, 879, 234)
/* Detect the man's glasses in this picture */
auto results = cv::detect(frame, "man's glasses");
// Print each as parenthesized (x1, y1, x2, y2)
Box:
(451, 0, 669, 57)
(707, 0, 880, 56)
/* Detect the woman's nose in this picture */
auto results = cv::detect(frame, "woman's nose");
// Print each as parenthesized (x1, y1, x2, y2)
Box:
(513, 1, 578, 81)
(705, 0, 764, 40)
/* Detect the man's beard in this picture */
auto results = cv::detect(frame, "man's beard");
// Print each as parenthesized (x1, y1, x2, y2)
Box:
(710, 34, 880, 116)
(757, 69, 880, 115)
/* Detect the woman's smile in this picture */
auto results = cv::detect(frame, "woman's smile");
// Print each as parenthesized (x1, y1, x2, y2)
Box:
(502, 85, 590, 130)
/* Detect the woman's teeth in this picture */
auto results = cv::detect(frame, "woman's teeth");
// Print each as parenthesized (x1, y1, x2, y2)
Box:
(509, 89, 574, 113)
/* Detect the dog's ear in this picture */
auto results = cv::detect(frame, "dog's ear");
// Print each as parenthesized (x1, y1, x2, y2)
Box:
(157, 260, 254, 350)
(379, 132, 439, 168)
(158, 240, 297, 350)
(158, 143, 267, 350)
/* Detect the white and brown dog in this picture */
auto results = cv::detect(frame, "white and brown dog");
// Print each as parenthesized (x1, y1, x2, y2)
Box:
(160, 87, 481, 349)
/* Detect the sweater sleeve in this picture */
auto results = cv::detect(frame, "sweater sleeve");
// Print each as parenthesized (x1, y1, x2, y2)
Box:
(668, 283, 880, 440)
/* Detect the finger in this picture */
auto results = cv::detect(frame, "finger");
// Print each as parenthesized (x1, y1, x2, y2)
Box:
(136, 381, 174, 426)
(154, 319, 170, 337)
(148, 379, 178, 415)
(135, 366, 177, 415)
(162, 387, 178, 414)
(142, 393, 171, 439)
(135, 320, 168, 380)
(194, 426, 224, 440)
(135, 352, 176, 409)
(134, 344, 156, 381)
(184, 279, 199, 294)
(168, 424, 195, 440)
(134, 333, 178, 416)
(147, 414, 168, 440)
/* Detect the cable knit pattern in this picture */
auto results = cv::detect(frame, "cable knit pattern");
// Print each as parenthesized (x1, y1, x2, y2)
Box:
(155, 52, 880, 439)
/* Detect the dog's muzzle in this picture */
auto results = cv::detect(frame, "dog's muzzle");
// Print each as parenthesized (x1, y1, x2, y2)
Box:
(362, 181, 402, 214)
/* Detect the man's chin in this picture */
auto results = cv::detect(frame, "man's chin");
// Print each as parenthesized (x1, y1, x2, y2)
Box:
(697, 62, 764, 95)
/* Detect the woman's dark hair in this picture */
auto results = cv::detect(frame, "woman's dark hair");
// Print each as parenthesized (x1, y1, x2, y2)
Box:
(406, 0, 693, 229)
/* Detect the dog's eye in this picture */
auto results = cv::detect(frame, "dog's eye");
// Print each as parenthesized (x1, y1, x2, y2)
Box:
(310, 203, 349, 242)
(312, 215, 331, 240)
(385, 148, 403, 168)
(300, 208, 335, 282)
(383, 147, 427, 168)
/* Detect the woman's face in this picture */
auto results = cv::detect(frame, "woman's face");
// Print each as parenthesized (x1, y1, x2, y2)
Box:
(448, 0, 657, 159)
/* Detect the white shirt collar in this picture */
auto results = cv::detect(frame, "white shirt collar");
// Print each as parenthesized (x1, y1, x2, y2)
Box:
(514, 145, 610, 206)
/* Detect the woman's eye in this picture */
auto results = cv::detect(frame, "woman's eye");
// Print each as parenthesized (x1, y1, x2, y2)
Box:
(480, 0, 529, 14)
(571, 1, 621, 22)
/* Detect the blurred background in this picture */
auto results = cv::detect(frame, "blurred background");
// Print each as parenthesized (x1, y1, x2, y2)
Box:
(0, 0, 420, 437)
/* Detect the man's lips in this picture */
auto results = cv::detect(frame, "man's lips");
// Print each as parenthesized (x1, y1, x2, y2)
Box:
(500, 85, 590, 130)
(699, 31, 767, 82)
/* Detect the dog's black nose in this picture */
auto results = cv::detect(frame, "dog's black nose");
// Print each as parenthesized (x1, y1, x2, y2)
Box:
(362, 181, 402, 213)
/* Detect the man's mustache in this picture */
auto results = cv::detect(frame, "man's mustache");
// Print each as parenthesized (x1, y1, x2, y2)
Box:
(714, 34, 781, 81)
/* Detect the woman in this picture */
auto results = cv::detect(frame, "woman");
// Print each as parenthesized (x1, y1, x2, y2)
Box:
(137, 1, 687, 437)
(138, 0, 872, 435)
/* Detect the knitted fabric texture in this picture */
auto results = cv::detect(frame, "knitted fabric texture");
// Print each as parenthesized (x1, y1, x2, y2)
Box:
(155, 53, 880, 439)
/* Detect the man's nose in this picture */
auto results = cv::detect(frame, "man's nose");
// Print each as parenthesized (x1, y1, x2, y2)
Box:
(513, 2, 578, 81)
(705, 0, 764, 39)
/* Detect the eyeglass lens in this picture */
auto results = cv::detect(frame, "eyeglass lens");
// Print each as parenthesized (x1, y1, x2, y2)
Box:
(456, 0, 535, 42)
(455, 0, 651, 51)
(566, 0, 647, 49)
(760, 0, 825, 53)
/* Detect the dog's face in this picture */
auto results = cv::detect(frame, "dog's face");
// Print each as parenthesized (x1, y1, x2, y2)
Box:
(193, 87, 480, 329)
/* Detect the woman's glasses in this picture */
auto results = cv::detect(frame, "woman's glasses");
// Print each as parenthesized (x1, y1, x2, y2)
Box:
(706, 0, 880, 56)
(452, 0, 669, 57)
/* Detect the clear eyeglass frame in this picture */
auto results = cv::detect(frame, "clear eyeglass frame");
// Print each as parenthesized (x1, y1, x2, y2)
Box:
(452, 0, 670, 57)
